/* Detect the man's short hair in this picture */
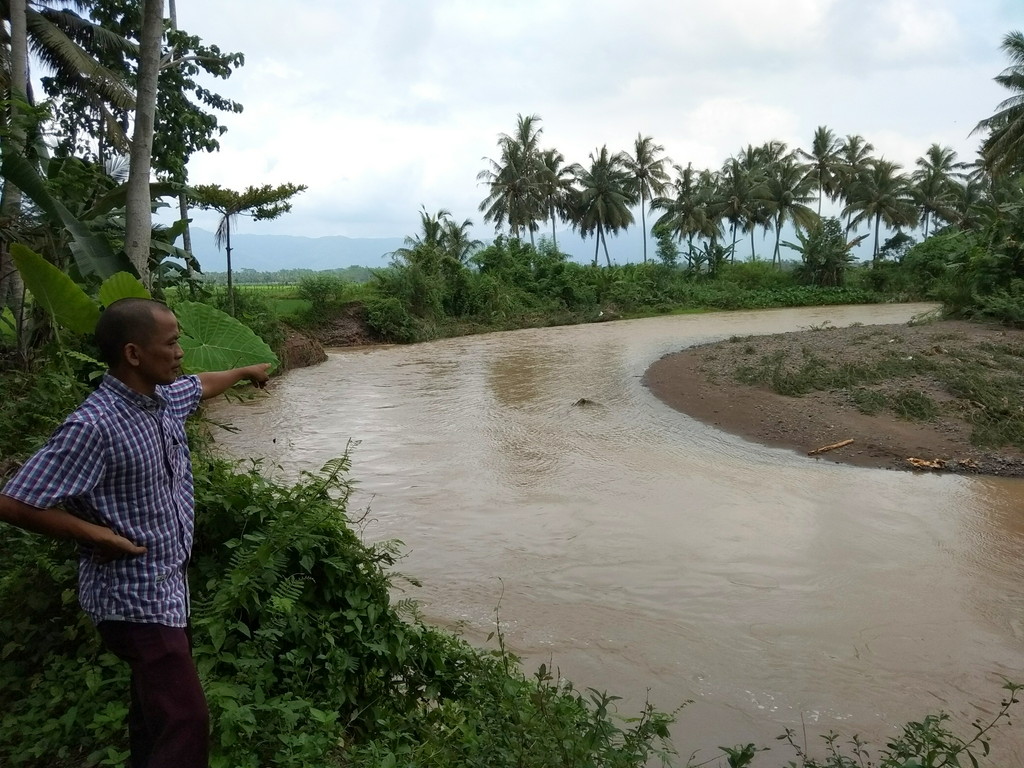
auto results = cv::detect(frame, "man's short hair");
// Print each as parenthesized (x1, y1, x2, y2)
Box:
(95, 298, 173, 368)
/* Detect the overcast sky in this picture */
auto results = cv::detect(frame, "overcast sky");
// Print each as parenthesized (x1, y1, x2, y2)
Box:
(173, 0, 1021, 242)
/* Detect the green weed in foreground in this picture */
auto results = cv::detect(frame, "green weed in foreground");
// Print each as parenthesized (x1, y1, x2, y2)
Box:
(769, 682, 1022, 768)
(890, 388, 939, 421)
(849, 387, 886, 415)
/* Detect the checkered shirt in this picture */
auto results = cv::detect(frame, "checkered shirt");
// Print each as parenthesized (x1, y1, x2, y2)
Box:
(2, 373, 204, 627)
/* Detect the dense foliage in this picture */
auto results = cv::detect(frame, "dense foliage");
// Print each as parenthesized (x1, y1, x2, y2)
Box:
(358, 234, 891, 343)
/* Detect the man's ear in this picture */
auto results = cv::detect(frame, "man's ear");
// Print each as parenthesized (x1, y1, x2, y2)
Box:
(122, 343, 142, 368)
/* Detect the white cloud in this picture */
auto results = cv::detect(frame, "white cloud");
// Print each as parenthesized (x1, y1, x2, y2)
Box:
(866, 0, 961, 62)
(709, 0, 836, 52)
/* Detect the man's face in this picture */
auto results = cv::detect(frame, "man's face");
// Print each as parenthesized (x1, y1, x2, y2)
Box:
(131, 308, 184, 386)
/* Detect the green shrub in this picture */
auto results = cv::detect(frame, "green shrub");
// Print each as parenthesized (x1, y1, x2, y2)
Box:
(297, 274, 347, 311)
(890, 388, 939, 421)
(365, 295, 417, 342)
(208, 287, 285, 350)
(850, 387, 886, 415)
(719, 260, 797, 290)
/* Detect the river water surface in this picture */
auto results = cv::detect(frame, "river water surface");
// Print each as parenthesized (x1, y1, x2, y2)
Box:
(210, 304, 1024, 763)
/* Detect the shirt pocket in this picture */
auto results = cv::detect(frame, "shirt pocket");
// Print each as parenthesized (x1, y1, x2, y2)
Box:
(165, 421, 190, 480)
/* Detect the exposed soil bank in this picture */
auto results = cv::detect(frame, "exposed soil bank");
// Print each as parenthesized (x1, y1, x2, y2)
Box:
(276, 303, 380, 370)
(644, 319, 1024, 476)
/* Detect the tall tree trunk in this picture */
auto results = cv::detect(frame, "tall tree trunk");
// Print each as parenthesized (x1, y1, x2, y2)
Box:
(601, 227, 611, 267)
(550, 202, 557, 250)
(640, 199, 647, 263)
(225, 218, 235, 316)
(773, 219, 782, 266)
(124, 0, 166, 286)
(0, 0, 30, 351)
(167, 0, 195, 286)
(749, 226, 755, 261)
(593, 232, 599, 267)
(872, 213, 881, 265)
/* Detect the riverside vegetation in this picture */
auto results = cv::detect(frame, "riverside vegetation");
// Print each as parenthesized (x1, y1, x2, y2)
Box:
(2, 4, 1024, 765)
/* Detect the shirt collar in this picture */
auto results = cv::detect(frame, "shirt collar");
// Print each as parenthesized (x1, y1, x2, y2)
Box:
(101, 373, 166, 412)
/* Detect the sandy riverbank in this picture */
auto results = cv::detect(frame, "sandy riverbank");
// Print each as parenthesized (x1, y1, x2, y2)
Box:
(643, 318, 1024, 476)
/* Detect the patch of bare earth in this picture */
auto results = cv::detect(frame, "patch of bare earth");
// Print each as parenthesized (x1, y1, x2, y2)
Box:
(277, 302, 383, 373)
(306, 302, 381, 347)
(278, 330, 328, 370)
(643, 319, 1024, 476)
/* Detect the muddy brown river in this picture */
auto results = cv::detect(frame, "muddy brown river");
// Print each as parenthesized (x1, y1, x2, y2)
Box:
(210, 303, 1024, 764)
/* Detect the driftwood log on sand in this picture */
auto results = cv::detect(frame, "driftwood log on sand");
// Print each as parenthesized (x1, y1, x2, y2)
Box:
(807, 438, 854, 456)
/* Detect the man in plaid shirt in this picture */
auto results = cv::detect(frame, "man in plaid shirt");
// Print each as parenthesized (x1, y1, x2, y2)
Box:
(0, 298, 270, 768)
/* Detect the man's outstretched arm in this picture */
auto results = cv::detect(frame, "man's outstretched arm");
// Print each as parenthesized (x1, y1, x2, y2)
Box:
(197, 363, 272, 400)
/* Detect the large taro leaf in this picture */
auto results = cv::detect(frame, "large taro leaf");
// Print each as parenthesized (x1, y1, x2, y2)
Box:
(11, 244, 100, 335)
(98, 272, 151, 307)
(175, 301, 279, 374)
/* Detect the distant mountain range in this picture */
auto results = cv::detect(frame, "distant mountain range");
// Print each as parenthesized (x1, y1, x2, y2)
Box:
(186, 226, 654, 272)
(188, 229, 406, 272)
(188, 222, 874, 273)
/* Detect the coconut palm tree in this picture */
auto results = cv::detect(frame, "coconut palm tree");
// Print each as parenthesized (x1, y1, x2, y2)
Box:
(621, 133, 671, 263)
(842, 159, 918, 263)
(910, 144, 967, 237)
(837, 135, 876, 233)
(477, 113, 545, 245)
(478, 142, 533, 241)
(720, 148, 771, 261)
(536, 148, 574, 250)
(949, 176, 989, 231)
(719, 156, 757, 261)
(392, 207, 480, 268)
(3, 1, 136, 137)
(568, 146, 636, 267)
(797, 126, 844, 216)
(652, 163, 722, 268)
(397, 207, 450, 254)
(440, 215, 482, 265)
(974, 30, 1024, 177)
(762, 154, 818, 265)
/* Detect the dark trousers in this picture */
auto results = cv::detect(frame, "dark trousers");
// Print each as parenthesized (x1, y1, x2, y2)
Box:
(97, 621, 209, 768)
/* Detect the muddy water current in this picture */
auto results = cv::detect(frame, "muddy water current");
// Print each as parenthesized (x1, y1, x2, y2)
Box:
(210, 303, 1024, 763)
